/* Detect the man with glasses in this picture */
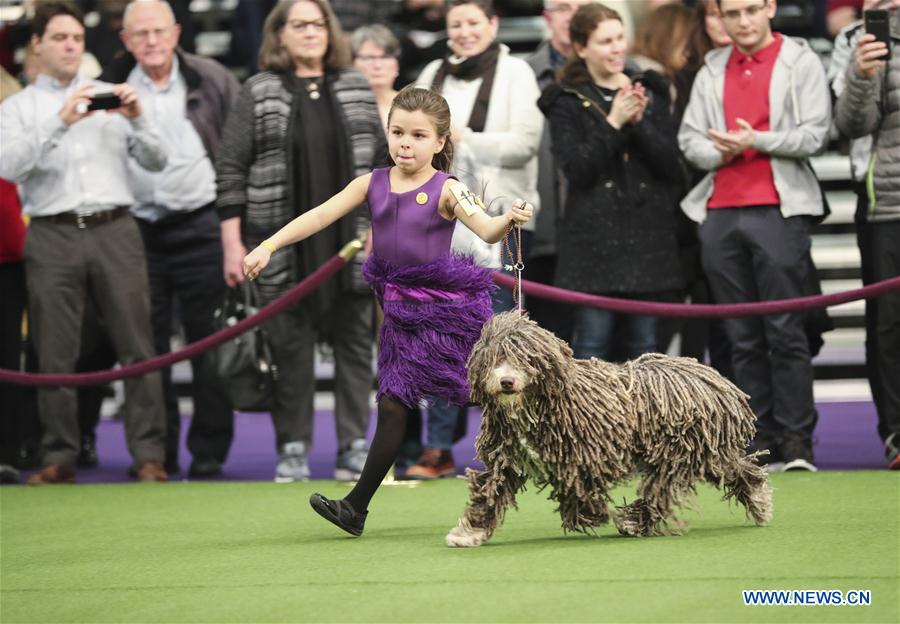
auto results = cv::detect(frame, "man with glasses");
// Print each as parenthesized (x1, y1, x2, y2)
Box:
(678, 0, 831, 471)
(99, 0, 240, 478)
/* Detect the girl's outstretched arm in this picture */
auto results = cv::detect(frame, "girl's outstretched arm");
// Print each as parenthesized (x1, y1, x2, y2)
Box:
(444, 180, 533, 244)
(243, 173, 371, 279)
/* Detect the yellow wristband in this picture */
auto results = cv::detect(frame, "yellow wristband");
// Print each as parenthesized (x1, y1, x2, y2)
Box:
(261, 239, 277, 253)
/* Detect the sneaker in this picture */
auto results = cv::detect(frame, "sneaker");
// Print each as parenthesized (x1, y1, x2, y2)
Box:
(335, 438, 368, 481)
(404, 448, 455, 480)
(780, 434, 817, 472)
(885, 433, 900, 470)
(748, 433, 784, 473)
(309, 493, 366, 537)
(275, 442, 310, 482)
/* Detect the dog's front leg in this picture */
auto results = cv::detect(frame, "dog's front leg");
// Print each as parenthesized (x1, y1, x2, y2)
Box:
(446, 465, 525, 548)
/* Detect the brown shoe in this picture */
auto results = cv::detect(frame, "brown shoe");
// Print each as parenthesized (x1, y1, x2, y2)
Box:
(136, 461, 168, 483)
(405, 448, 455, 480)
(26, 464, 76, 485)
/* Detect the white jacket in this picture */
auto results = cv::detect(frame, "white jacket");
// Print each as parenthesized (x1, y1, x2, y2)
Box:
(417, 44, 543, 267)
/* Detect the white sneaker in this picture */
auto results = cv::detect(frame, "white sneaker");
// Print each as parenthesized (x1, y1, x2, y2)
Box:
(334, 438, 368, 482)
(275, 441, 310, 482)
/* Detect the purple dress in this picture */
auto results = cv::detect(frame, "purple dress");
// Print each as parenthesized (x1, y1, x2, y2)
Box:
(363, 167, 494, 407)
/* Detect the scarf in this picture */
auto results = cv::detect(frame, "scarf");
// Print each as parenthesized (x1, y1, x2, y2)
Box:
(431, 41, 500, 133)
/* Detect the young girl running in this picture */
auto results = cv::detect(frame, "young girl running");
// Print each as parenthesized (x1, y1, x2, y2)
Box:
(242, 86, 534, 536)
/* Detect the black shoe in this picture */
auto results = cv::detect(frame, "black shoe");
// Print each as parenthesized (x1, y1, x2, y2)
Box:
(0, 464, 20, 484)
(16, 446, 41, 470)
(309, 493, 366, 537)
(780, 434, 817, 472)
(77, 436, 99, 468)
(748, 432, 783, 472)
(188, 457, 223, 478)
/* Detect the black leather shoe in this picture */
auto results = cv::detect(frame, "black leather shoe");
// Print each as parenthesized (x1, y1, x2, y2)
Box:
(188, 457, 223, 478)
(309, 493, 366, 537)
(77, 435, 99, 468)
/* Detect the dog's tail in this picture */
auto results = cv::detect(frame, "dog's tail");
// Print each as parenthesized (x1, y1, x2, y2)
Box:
(721, 458, 773, 526)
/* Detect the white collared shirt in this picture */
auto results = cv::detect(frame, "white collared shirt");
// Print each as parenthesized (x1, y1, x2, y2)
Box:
(0, 74, 167, 217)
(126, 57, 216, 221)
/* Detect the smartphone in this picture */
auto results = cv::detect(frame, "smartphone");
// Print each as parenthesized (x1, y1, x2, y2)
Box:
(86, 92, 122, 111)
(864, 9, 893, 62)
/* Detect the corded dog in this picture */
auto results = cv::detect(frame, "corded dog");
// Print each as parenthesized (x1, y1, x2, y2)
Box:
(447, 312, 773, 547)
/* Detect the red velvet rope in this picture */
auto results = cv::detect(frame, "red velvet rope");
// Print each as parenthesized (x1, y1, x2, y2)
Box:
(0, 253, 348, 388)
(493, 272, 900, 318)
(3, 253, 899, 387)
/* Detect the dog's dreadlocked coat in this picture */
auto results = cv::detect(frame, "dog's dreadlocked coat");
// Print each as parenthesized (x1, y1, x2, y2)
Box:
(446, 312, 773, 547)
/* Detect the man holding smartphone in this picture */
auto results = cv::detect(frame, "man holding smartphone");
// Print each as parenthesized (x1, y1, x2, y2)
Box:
(835, 2, 900, 470)
(0, 0, 168, 484)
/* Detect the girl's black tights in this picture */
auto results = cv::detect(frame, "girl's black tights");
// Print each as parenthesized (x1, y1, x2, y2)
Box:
(343, 396, 407, 514)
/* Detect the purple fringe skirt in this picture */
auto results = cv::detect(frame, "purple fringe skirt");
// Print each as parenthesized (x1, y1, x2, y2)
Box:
(363, 254, 495, 407)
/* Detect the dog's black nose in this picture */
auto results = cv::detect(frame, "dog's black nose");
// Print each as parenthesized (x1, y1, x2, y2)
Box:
(500, 377, 515, 392)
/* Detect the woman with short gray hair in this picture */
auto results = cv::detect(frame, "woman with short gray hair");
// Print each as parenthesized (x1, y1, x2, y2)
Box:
(351, 24, 400, 128)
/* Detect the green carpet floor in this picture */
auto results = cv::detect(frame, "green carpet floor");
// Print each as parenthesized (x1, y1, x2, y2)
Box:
(1, 473, 898, 623)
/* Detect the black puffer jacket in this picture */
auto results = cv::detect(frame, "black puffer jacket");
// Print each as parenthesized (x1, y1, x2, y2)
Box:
(538, 71, 683, 296)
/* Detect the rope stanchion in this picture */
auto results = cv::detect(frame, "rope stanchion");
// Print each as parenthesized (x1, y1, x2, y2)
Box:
(494, 272, 900, 318)
(0, 240, 363, 388)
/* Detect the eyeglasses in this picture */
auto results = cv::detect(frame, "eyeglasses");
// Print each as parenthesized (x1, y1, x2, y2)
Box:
(287, 19, 327, 33)
(547, 3, 577, 15)
(721, 1, 768, 22)
(355, 54, 395, 63)
(128, 26, 173, 43)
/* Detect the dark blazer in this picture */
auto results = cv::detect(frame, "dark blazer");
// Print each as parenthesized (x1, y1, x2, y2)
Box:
(538, 71, 683, 296)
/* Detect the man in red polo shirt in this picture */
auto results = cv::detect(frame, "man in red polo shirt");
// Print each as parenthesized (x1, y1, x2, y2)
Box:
(678, 0, 831, 471)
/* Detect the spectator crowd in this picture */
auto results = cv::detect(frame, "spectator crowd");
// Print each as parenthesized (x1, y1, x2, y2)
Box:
(1, 0, 898, 486)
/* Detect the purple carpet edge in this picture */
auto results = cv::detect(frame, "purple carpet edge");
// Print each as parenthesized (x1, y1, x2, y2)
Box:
(9, 401, 889, 484)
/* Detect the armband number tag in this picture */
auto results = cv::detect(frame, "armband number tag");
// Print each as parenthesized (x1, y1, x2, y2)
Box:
(449, 181, 486, 217)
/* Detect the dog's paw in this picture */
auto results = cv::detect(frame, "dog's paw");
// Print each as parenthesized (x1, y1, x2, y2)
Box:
(445, 522, 488, 548)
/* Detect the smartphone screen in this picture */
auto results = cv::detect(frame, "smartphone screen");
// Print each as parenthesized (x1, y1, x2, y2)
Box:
(864, 9, 893, 62)
(86, 92, 122, 111)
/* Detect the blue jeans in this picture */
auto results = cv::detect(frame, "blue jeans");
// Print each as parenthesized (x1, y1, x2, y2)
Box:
(425, 399, 459, 450)
(572, 307, 656, 361)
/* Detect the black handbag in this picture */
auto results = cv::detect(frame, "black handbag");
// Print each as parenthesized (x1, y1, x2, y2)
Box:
(210, 281, 278, 412)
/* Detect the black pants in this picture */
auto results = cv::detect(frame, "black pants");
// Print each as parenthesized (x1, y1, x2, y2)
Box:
(263, 292, 373, 451)
(656, 278, 734, 381)
(0, 262, 26, 465)
(857, 212, 900, 444)
(700, 207, 816, 439)
(137, 206, 233, 465)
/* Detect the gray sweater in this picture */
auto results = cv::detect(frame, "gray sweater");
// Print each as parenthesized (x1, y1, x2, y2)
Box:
(678, 36, 831, 223)
(834, 11, 900, 222)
